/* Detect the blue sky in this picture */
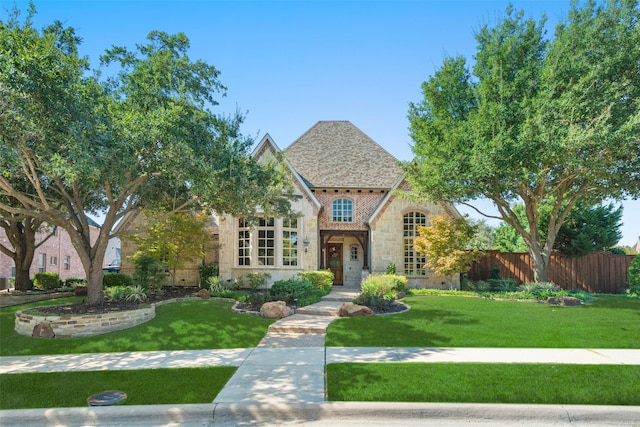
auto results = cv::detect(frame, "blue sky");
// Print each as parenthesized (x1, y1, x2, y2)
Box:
(4, 0, 639, 247)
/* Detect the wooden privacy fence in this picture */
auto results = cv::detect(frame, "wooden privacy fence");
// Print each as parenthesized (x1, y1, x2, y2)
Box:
(467, 250, 636, 294)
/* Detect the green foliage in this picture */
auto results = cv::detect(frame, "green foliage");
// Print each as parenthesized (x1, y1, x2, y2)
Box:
(628, 255, 640, 287)
(131, 254, 167, 290)
(355, 274, 407, 308)
(64, 278, 86, 288)
(406, 1, 640, 282)
(517, 282, 559, 299)
(487, 278, 516, 292)
(268, 279, 319, 305)
(626, 285, 640, 298)
(103, 273, 133, 288)
(105, 286, 129, 301)
(206, 276, 226, 294)
(33, 273, 62, 290)
(298, 270, 334, 293)
(246, 272, 270, 291)
(198, 264, 219, 288)
(386, 263, 396, 275)
(125, 285, 148, 302)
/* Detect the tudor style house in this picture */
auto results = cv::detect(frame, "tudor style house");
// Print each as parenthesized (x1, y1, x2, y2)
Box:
(218, 121, 462, 289)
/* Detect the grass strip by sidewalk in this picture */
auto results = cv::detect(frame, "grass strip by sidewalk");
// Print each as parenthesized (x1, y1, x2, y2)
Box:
(327, 363, 640, 405)
(0, 366, 236, 409)
(326, 295, 640, 348)
(1, 298, 274, 357)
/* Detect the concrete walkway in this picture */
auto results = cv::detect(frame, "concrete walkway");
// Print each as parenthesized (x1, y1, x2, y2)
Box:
(2, 288, 640, 426)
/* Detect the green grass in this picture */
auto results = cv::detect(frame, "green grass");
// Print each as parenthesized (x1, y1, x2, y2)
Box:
(327, 363, 640, 405)
(326, 295, 640, 348)
(0, 367, 236, 409)
(1, 298, 275, 356)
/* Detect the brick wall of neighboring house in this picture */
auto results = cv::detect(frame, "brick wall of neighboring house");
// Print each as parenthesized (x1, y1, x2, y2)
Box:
(0, 225, 99, 282)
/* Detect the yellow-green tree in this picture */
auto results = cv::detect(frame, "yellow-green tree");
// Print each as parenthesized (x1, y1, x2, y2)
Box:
(129, 211, 214, 286)
(414, 215, 484, 277)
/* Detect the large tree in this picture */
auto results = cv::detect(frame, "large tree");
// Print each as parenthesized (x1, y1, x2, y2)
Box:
(406, 0, 640, 282)
(0, 7, 292, 304)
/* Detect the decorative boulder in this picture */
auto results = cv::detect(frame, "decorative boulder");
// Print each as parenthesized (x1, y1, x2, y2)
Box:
(32, 322, 55, 338)
(260, 301, 293, 319)
(339, 303, 373, 317)
(546, 296, 582, 306)
(196, 289, 211, 299)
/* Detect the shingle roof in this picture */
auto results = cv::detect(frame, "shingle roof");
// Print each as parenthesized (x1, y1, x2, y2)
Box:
(283, 121, 403, 189)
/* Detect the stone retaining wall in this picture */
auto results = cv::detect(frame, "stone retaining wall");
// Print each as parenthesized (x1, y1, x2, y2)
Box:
(15, 305, 155, 338)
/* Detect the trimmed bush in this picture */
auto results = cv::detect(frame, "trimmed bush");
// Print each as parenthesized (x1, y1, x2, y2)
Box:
(246, 272, 271, 291)
(33, 272, 62, 290)
(103, 272, 133, 288)
(359, 274, 404, 301)
(298, 270, 334, 293)
(268, 279, 319, 305)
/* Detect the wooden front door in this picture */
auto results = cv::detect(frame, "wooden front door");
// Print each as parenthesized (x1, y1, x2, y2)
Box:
(327, 244, 343, 285)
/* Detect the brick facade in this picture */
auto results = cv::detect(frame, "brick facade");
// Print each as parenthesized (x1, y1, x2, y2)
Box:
(0, 226, 99, 282)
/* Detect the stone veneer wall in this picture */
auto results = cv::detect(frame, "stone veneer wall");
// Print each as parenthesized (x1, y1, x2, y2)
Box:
(15, 305, 155, 338)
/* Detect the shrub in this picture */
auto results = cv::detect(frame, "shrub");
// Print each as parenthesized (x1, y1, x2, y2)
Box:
(131, 254, 167, 290)
(386, 263, 396, 275)
(488, 278, 516, 292)
(489, 266, 501, 280)
(64, 278, 86, 288)
(359, 274, 404, 302)
(268, 279, 319, 305)
(517, 282, 559, 298)
(298, 270, 334, 293)
(125, 285, 148, 302)
(105, 286, 129, 301)
(246, 272, 270, 291)
(207, 276, 226, 294)
(471, 280, 492, 292)
(628, 255, 640, 287)
(626, 285, 640, 298)
(198, 264, 219, 288)
(33, 272, 62, 290)
(103, 273, 133, 288)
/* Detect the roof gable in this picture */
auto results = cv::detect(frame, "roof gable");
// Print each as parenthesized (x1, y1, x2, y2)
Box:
(283, 121, 403, 189)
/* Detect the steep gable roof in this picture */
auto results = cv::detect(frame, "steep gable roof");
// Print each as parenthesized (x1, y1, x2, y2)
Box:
(283, 121, 403, 189)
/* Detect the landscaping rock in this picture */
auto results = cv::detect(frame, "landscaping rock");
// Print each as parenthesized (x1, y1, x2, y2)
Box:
(339, 303, 373, 317)
(32, 322, 55, 338)
(260, 301, 293, 318)
(546, 296, 582, 306)
(196, 289, 211, 299)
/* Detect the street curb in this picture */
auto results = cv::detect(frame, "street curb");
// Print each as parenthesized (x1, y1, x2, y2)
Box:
(0, 404, 214, 427)
(211, 402, 640, 425)
(2, 402, 639, 426)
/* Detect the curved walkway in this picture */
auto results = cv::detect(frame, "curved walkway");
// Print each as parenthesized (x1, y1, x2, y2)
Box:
(1, 288, 639, 426)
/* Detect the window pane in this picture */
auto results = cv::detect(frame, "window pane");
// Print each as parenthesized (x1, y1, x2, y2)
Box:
(403, 212, 427, 276)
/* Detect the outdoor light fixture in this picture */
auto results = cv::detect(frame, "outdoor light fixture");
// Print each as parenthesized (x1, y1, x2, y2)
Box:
(303, 236, 310, 253)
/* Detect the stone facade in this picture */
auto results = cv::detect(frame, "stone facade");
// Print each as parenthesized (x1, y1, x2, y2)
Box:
(15, 306, 155, 338)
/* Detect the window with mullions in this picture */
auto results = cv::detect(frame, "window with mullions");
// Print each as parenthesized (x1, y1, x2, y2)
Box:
(403, 212, 428, 276)
(282, 217, 298, 266)
(332, 198, 353, 222)
(238, 219, 251, 266)
(257, 217, 275, 266)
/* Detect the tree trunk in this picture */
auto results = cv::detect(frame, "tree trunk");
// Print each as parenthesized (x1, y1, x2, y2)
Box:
(529, 248, 549, 283)
(13, 266, 33, 291)
(86, 264, 105, 305)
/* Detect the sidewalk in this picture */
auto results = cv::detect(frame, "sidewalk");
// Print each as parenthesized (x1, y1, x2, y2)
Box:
(2, 288, 639, 426)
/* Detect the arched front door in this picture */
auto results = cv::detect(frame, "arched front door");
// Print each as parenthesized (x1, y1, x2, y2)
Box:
(327, 243, 343, 285)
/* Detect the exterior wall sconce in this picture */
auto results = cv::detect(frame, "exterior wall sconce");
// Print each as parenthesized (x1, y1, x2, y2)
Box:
(303, 236, 310, 253)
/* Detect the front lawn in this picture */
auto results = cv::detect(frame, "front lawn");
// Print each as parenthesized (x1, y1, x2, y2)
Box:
(0, 367, 235, 409)
(327, 363, 640, 405)
(1, 298, 275, 356)
(326, 295, 640, 348)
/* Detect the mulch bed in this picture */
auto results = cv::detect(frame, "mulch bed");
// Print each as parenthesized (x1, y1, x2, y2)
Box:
(31, 287, 199, 315)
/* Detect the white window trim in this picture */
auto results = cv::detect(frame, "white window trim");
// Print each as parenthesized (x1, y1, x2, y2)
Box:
(235, 217, 302, 269)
